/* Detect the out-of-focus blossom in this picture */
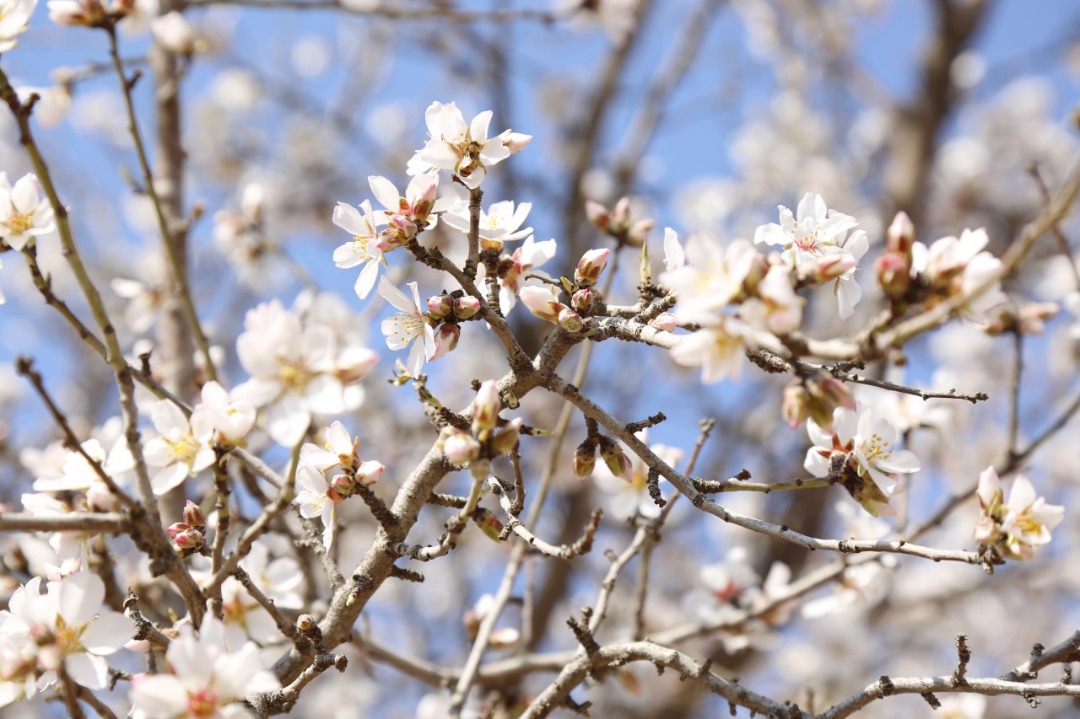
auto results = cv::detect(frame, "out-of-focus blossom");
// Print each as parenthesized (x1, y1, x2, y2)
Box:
(804, 403, 920, 517)
(143, 400, 215, 495)
(659, 230, 759, 325)
(669, 317, 746, 384)
(443, 200, 533, 250)
(481, 235, 558, 314)
(128, 615, 279, 718)
(190, 381, 256, 445)
(911, 227, 1007, 321)
(592, 430, 684, 519)
(0, 0, 35, 52)
(0, 572, 130, 706)
(150, 10, 197, 54)
(975, 466, 1064, 561)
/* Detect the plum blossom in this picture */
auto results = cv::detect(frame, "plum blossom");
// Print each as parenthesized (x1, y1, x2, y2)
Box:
(143, 400, 216, 495)
(911, 227, 1007, 321)
(128, 615, 279, 719)
(974, 466, 1064, 560)
(191, 381, 256, 445)
(752, 193, 867, 318)
(378, 276, 436, 377)
(332, 199, 385, 299)
(659, 229, 759, 325)
(407, 101, 531, 189)
(0, 572, 131, 706)
(442, 199, 533, 250)
(0, 0, 35, 52)
(804, 403, 920, 517)
(0, 173, 56, 251)
(232, 298, 378, 446)
(32, 433, 134, 495)
(592, 430, 684, 519)
(296, 421, 385, 548)
(669, 316, 747, 384)
(486, 236, 558, 314)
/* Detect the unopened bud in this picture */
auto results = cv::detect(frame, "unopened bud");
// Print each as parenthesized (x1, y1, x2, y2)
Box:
(454, 296, 481, 320)
(598, 436, 631, 480)
(806, 374, 855, 428)
(355, 460, 385, 487)
(573, 440, 597, 480)
(781, 381, 810, 429)
(501, 131, 532, 155)
(518, 286, 563, 324)
(490, 417, 523, 456)
(648, 312, 678, 332)
(182, 500, 206, 529)
(886, 211, 914, 255)
(440, 429, 481, 467)
(571, 288, 595, 314)
(471, 507, 505, 543)
(427, 294, 453, 321)
(626, 218, 653, 248)
(875, 252, 911, 300)
(431, 323, 461, 361)
(558, 307, 584, 333)
(472, 380, 502, 438)
(612, 197, 631, 226)
(469, 457, 492, 483)
(330, 473, 356, 497)
(296, 614, 317, 633)
(585, 200, 610, 232)
(809, 251, 857, 283)
(167, 523, 204, 551)
(574, 248, 611, 287)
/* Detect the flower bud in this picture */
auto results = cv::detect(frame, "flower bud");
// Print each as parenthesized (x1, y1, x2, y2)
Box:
(518, 286, 563, 324)
(805, 374, 855, 428)
(490, 417, 523, 457)
(471, 508, 505, 543)
(808, 251, 856, 283)
(781, 381, 810, 429)
(472, 380, 502, 438)
(183, 500, 206, 529)
(598, 436, 631, 481)
(571, 288, 595, 314)
(167, 523, 204, 551)
(574, 248, 610, 287)
(875, 252, 911, 300)
(612, 197, 631, 226)
(441, 429, 481, 467)
(355, 460, 385, 487)
(431, 323, 461, 361)
(330, 473, 356, 498)
(648, 312, 678, 332)
(557, 307, 584, 333)
(454, 296, 481, 320)
(500, 130, 532, 155)
(886, 211, 914, 255)
(410, 176, 438, 223)
(573, 440, 596, 480)
(585, 200, 610, 232)
(296, 614, 317, 633)
(626, 218, 653, 248)
(426, 294, 453, 321)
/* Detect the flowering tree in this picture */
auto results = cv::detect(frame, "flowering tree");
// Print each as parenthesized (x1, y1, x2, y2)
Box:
(0, 1, 1079, 717)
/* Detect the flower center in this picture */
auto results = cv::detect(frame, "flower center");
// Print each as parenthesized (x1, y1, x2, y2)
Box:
(5, 211, 34, 236)
(278, 362, 314, 392)
(187, 688, 219, 718)
(166, 434, 201, 464)
(861, 432, 893, 464)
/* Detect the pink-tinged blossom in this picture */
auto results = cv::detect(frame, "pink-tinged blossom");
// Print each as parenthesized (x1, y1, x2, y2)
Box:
(487, 236, 558, 314)
(443, 199, 533, 250)
(0, 172, 55, 251)
(574, 248, 610, 287)
(32, 435, 133, 494)
(191, 381, 256, 445)
(233, 299, 375, 446)
(332, 199, 385, 299)
(518, 285, 564, 324)
(738, 263, 803, 334)
(378, 277, 436, 377)
(659, 231, 759, 326)
(143, 400, 216, 495)
(407, 101, 531, 189)
(0, 572, 131, 706)
(911, 227, 1007, 321)
(0, 0, 35, 52)
(975, 466, 1064, 560)
(295, 464, 341, 549)
(752, 193, 867, 318)
(804, 403, 920, 517)
(592, 430, 684, 520)
(128, 615, 279, 719)
(669, 317, 746, 384)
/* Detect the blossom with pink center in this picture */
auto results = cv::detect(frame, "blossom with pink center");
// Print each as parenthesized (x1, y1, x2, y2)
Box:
(442, 199, 533, 250)
(804, 403, 920, 517)
(128, 614, 279, 718)
(0, 572, 131, 706)
(378, 277, 436, 377)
